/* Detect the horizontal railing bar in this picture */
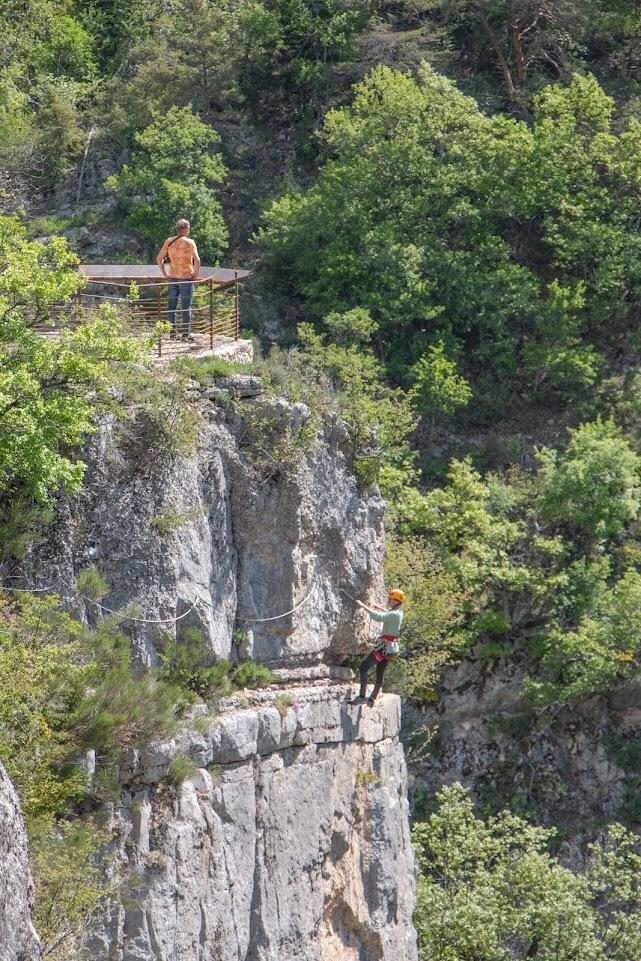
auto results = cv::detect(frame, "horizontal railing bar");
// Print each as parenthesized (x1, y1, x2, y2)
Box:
(81, 277, 243, 291)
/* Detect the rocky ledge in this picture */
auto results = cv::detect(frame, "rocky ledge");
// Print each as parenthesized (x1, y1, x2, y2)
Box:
(87, 688, 417, 961)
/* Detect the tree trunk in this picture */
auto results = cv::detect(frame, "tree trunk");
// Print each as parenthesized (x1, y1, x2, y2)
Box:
(511, 12, 526, 82)
(479, 10, 517, 100)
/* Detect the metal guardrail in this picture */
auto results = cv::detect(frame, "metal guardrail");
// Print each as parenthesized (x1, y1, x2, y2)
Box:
(76, 274, 241, 357)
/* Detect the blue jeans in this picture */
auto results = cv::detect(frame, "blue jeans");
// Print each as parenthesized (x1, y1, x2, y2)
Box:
(167, 282, 194, 336)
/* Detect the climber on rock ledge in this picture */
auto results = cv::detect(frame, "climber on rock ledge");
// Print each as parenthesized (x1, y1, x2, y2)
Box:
(349, 588, 405, 707)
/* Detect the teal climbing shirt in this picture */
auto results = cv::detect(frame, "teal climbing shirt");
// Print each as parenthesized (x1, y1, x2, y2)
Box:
(368, 608, 403, 637)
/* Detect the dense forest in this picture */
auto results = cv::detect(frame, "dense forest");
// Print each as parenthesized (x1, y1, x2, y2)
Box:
(5, 1, 641, 959)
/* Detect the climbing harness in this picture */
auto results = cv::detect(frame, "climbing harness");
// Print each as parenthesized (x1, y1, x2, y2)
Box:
(373, 634, 400, 661)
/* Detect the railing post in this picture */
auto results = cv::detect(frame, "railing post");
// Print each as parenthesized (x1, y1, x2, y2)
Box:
(156, 284, 162, 357)
(209, 277, 214, 351)
(234, 270, 239, 340)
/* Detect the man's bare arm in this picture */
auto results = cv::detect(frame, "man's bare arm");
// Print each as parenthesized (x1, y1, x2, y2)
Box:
(156, 242, 168, 276)
(192, 250, 201, 279)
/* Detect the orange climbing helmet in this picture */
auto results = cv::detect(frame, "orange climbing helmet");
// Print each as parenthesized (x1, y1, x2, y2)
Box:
(388, 588, 405, 604)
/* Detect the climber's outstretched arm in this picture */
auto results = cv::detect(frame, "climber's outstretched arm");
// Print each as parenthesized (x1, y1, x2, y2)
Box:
(356, 600, 387, 620)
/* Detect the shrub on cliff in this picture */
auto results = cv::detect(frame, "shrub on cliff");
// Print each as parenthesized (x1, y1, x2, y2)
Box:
(0, 215, 143, 508)
(0, 590, 183, 958)
(0, 592, 182, 821)
(157, 630, 274, 702)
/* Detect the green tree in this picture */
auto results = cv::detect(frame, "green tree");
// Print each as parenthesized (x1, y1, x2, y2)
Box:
(410, 341, 472, 419)
(414, 784, 641, 960)
(400, 419, 641, 706)
(424, 0, 599, 100)
(0, 0, 95, 197)
(539, 419, 641, 543)
(34, 85, 85, 190)
(0, 216, 142, 504)
(0, 0, 96, 83)
(97, 0, 240, 136)
(106, 105, 228, 259)
(259, 67, 641, 415)
(236, 0, 373, 115)
(528, 569, 641, 702)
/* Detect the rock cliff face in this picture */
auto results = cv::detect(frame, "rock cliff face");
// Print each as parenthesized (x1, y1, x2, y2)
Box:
(0, 762, 40, 961)
(7, 385, 417, 960)
(19, 386, 385, 668)
(87, 689, 416, 961)
(411, 648, 641, 859)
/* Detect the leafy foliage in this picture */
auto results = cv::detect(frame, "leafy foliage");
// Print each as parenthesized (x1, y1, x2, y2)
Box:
(31, 817, 114, 961)
(0, 592, 180, 822)
(539, 419, 641, 543)
(232, 660, 274, 688)
(396, 416, 641, 705)
(157, 628, 274, 701)
(385, 535, 466, 700)
(7, 1, 641, 950)
(0, 216, 142, 505)
(414, 784, 641, 961)
(106, 105, 228, 259)
(166, 756, 197, 784)
(259, 68, 641, 417)
(0, 589, 182, 957)
(157, 629, 234, 702)
(410, 341, 472, 420)
(296, 317, 417, 495)
(0, 0, 94, 196)
(416, 1, 641, 103)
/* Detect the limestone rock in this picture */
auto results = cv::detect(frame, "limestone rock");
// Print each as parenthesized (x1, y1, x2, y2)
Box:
(7, 393, 416, 961)
(0, 762, 40, 961)
(83, 690, 417, 961)
(409, 648, 641, 861)
(17, 401, 385, 668)
(214, 373, 263, 397)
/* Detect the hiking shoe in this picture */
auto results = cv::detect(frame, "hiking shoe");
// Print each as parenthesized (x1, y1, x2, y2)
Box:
(169, 332, 179, 341)
(182, 334, 195, 342)
(348, 695, 367, 705)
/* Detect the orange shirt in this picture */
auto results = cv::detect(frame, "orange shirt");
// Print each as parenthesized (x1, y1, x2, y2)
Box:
(159, 236, 199, 279)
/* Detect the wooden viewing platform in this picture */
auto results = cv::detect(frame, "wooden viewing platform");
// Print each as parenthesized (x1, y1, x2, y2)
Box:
(77, 264, 252, 361)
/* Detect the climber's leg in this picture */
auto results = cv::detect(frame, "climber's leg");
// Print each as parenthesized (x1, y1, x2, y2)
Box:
(368, 658, 388, 705)
(349, 651, 377, 704)
(359, 650, 377, 697)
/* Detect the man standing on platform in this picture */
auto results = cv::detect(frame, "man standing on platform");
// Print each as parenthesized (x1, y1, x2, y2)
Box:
(156, 219, 201, 341)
